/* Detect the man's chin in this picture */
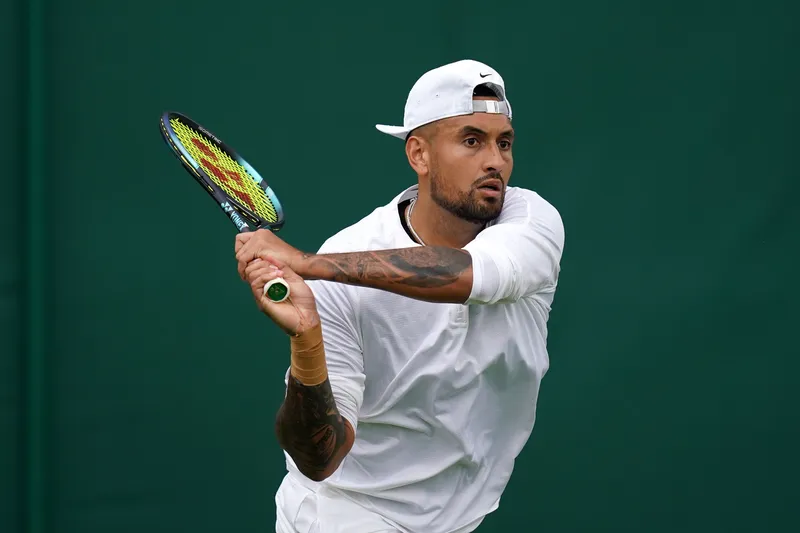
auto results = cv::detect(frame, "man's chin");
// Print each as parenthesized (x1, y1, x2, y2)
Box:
(463, 204, 503, 225)
(476, 196, 504, 219)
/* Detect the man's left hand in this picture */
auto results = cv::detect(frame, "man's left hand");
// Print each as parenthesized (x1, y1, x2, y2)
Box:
(235, 229, 304, 281)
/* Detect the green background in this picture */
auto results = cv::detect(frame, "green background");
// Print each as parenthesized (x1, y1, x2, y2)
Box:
(2, 1, 798, 532)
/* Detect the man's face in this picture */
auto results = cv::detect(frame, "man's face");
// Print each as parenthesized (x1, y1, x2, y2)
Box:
(422, 103, 514, 224)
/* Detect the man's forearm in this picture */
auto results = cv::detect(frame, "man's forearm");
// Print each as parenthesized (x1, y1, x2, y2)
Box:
(295, 246, 474, 303)
(275, 375, 354, 482)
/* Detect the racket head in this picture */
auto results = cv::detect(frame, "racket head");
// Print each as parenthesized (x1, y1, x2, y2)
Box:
(159, 111, 285, 232)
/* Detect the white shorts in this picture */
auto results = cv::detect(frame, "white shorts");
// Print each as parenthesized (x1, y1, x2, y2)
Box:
(275, 473, 401, 533)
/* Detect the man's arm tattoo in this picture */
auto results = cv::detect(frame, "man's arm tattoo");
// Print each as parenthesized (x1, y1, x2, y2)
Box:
(275, 376, 350, 481)
(302, 246, 473, 302)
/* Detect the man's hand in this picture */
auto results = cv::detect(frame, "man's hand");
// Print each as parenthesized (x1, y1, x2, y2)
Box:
(235, 229, 304, 282)
(242, 256, 320, 336)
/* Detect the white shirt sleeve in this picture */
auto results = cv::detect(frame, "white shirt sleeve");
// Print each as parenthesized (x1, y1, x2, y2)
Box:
(305, 279, 365, 434)
(462, 189, 565, 305)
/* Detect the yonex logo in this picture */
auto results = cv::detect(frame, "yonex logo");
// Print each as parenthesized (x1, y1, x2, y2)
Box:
(222, 202, 247, 229)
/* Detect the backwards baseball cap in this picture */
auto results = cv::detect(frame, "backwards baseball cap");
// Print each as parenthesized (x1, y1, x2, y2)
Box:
(375, 59, 513, 140)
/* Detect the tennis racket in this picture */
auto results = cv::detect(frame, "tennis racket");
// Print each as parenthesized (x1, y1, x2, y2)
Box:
(159, 111, 291, 303)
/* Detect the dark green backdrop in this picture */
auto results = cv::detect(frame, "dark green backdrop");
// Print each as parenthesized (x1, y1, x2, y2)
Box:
(2, 1, 798, 532)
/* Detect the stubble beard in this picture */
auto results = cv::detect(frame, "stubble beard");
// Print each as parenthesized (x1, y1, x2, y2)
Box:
(429, 166, 505, 225)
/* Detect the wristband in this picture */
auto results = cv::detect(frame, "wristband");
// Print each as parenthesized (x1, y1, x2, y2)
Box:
(290, 322, 327, 386)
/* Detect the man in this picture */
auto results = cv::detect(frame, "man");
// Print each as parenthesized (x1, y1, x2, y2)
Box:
(235, 59, 565, 533)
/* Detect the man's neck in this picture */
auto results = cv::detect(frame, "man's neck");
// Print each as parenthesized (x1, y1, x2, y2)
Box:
(408, 194, 484, 249)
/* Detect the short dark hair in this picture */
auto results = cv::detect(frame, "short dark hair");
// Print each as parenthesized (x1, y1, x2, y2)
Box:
(473, 83, 499, 98)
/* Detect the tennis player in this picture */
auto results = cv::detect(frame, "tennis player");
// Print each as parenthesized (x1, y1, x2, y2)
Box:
(235, 59, 565, 533)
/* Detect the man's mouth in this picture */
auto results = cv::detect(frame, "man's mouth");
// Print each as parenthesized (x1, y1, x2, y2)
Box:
(476, 178, 503, 192)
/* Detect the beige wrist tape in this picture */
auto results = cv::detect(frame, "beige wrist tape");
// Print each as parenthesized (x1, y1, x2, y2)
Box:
(290, 323, 328, 386)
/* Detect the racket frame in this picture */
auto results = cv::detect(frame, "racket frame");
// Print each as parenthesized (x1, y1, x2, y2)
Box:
(159, 111, 290, 303)
(158, 111, 285, 233)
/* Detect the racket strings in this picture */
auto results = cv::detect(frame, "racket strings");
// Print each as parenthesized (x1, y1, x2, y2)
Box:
(170, 118, 279, 224)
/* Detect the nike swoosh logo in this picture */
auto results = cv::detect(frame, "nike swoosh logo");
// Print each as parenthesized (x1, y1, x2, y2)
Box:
(479, 73, 491, 78)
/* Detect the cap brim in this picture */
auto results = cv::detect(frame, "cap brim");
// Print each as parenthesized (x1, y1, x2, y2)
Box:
(375, 124, 410, 140)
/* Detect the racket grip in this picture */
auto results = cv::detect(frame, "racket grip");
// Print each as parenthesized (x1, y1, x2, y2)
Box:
(263, 277, 290, 303)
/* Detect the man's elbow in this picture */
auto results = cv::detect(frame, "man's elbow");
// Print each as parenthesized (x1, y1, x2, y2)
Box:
(291, 448, 347, 482)
(297, 459, 342, 482)
(287, 447, 352, 483)
(276, 419, 356, 482)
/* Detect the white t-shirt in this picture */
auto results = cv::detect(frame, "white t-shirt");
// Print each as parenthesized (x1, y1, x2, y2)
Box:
(281, 184, 565, 533)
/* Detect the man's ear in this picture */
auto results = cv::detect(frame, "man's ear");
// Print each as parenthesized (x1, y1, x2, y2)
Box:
(405, 134, 430, 176)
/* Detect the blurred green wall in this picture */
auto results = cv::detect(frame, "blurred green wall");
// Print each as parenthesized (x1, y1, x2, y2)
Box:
(2, 1, 798, 532)
(1, 0, 23, 531)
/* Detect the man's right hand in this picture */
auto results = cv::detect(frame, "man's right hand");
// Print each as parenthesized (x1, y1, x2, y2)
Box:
(243, 255, 320, 336)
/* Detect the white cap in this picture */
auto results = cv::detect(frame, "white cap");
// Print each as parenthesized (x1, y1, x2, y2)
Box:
(375, 59, 513, 140)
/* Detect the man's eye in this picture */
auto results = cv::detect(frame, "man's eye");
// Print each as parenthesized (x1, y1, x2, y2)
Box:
(464, 138, 479, 147)
(499, 140, 512, 150)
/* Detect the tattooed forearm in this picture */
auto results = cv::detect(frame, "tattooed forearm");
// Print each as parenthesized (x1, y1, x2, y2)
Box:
(300, 246, 474, 303)
(275, 376, 352, 481)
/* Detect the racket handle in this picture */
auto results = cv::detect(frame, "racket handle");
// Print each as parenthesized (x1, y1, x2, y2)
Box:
(263, 277, 290, 303)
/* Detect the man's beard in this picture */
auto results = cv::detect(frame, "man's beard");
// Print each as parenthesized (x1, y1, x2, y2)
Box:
(429, 168, 505, 224)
